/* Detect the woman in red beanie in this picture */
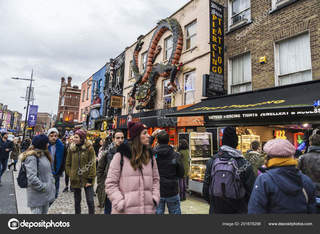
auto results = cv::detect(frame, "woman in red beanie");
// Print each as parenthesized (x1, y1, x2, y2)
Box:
(105, 121, 160, 214)
(65, 129, 96, 214)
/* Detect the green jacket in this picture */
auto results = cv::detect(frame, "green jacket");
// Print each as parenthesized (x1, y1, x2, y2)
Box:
(65, 140, 96, 189)
(179, 149, 190, 178)
(244, 151, 265, 176)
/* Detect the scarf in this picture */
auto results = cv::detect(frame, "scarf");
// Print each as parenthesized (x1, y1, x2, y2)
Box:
(266, 157, 298, 168)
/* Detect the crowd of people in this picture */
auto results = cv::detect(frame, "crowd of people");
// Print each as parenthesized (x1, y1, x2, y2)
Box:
(0, 123, 320, 215)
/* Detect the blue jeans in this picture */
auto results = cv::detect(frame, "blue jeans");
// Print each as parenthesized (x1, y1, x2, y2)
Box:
(0, 158, 8, 181)
(156, 194, 181, 214)
(104, 196, 112, 214)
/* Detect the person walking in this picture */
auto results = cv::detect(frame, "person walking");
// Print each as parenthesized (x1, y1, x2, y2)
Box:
(298, 133, 320, 213)
(21, 138, 31, 152)
(244, 140, 265, 176)
(0, 132, 13, 185)
(248, 139, 317, 214)
(47, 128, 66, 199)
(178, 139, 190, 201)
(105, 122, 160, 214)
(8, 137, 20, 171)
(20, 134, 56, 214)
(202, 126, 256, 214)
(65, 129, 96, 214)
(153, 130, 184, 214)
(63, 135, 74, 193)
(97, 130, 124, 214)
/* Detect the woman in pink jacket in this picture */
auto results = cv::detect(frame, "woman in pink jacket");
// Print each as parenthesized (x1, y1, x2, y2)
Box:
(105, 121, 160, 214)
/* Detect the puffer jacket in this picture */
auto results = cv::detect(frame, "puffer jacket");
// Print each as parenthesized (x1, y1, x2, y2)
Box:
(248, 166, 317, 214)
(298, 146, 320, 197)
(105, 142, 160, 214)
(20, 149, 56, 208)
(65, 140, 96, 189)
(244, 151, 265, 176)
(10, 143, 20, 161)
(154, 144, 184, 198)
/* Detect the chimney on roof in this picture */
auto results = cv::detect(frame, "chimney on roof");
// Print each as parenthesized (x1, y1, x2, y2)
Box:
(61, 77, 65, 86)
(67, 77, 72, 87)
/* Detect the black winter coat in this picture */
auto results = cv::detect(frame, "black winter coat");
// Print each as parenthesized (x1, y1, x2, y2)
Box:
(0, 139, 13, 161)
(202, 148, 256, 214)
(154, 144, 184, 198)
(248, 166, 317, 214)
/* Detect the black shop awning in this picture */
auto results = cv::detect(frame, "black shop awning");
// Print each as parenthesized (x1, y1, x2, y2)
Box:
(166, 80, 320, 117)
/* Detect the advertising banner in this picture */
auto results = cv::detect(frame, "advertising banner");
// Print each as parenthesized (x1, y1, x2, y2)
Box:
(28, 105, 38, 127)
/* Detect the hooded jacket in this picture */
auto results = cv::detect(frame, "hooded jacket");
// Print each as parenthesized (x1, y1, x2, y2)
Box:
(65, 140, 96, 189)
(248, 166, 317, 214)
(105, 142, 160, 214)
(298, 145, 320, 197)
(202, 145, 256, 214)
(20, 149, 56, 208)
(0, 138, 13, 161)
(154, 144, 184, 198)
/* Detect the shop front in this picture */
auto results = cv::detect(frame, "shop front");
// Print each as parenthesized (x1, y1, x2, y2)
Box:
(167, 80, 320, 194)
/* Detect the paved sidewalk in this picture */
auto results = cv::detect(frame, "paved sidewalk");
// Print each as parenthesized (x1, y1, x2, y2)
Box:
(0, 169, 17, 214)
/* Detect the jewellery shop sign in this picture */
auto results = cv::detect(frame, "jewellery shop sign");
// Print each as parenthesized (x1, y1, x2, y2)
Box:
(206, 109, 320, 121)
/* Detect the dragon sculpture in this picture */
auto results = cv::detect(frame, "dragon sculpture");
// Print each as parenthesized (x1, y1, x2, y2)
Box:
(128, 18, 184, 113)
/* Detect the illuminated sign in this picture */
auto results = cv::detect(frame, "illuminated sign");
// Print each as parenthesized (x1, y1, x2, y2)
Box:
(274, 130, 287, 139)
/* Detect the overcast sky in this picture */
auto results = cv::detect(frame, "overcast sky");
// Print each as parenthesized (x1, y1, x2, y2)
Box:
(0, 0, 189, 118)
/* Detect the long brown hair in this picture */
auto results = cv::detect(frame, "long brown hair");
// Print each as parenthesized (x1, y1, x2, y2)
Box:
(130, 136, 150, 171)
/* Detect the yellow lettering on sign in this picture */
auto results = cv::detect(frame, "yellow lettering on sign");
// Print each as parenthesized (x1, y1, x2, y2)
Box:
(218, 27, 222, 35)
(212, 35, 217, 43)
(218, 67, 223, 74)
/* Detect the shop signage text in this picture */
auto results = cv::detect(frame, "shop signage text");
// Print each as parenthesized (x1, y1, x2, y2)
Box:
(208, 0, 224, 96)
(110, 96, 123, 109)
(27, 105, 38, 127)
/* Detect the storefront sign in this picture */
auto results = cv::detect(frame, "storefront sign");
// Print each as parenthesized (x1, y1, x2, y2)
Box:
(110, 96, 123, 108)
(208, 0, 224, 96)
(274, 130, 287, 140)
(27, 105, 38, 127)
(177, 116, 204, 127)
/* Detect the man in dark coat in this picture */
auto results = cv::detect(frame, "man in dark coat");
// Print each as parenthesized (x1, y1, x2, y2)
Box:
(0, 132, 13, 185)
(203, 127, 256, 214)
(298, 133, 320, 213)
(153, 130, 184, 214)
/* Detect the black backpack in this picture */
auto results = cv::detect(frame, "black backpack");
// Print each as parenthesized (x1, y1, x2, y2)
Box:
(17, 156, 39, 188)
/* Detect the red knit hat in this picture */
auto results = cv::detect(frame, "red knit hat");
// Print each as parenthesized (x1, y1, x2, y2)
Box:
(75, 129, 87, 142)
(128, 121, 147, 140)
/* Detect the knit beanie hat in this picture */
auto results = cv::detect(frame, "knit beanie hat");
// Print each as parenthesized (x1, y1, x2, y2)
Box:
(263, 139, 296, 158)
(47, 128, 59, 136)
(75, 129, 87, 142)
(222, 127, 238, 148)
(32, 134, 49, 150)
(128, 121, 147, 140)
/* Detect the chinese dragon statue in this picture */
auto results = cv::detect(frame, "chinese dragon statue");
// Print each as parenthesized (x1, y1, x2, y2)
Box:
(128, 18, 183, 112)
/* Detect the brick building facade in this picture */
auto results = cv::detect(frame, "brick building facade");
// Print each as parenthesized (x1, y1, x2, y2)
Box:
(57, 77, 81, 124)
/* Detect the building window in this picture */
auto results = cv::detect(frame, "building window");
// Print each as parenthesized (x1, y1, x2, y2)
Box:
(129, 60, 134, 78)
(272, 0, 294, 11)
(184, 71, 195, 105)
(185, 21, 197, 50)
(229, 53, 252, 94)
(86, 87, 90, 100)
(163, 79, 172, 109)
(82, 90, 85, 102)
(141, 52, 147, 72)
(61, 96, 65, 106)
(275, 33, 312, 86)
(228, 0, 251, 30)
(98, 79, 102, 92)
(164, 36, 173, 61)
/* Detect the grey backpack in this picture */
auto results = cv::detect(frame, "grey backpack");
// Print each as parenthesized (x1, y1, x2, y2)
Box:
(209, 152, 246, 200)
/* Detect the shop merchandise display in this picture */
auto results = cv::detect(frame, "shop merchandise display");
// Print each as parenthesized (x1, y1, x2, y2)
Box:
(237, 134, 260, 154)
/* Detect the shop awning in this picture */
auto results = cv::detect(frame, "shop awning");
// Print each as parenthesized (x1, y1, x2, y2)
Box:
(166, 80, 320, 117)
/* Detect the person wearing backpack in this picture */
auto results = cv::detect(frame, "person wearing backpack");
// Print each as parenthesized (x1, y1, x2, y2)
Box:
(202, 126, 256, 214)
(19, 134, 56, 214)
(105, 121, 160, 214)
(248, 138, 317, 214)
(96, 129, 124, 214)
(65, 129, 96, 214)
(153, 130, 184, 214)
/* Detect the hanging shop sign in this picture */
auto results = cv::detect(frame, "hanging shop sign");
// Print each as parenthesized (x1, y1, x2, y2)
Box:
(207, 0, 224, 97)
(110, 96, 123, 108)
(27, 105, 38, 127)
(274, 130, 287, 140)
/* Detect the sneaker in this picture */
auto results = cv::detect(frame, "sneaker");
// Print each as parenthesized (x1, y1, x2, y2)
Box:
(62, 187, 69, 193)
(70, 187, 75, 192)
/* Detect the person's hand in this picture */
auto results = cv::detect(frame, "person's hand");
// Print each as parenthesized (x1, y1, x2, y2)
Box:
(5, 149, 9, 152)
(85, 183, 92, 188)
(152, 129, 161, 138)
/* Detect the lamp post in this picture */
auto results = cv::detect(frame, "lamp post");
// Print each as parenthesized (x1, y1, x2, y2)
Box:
(12, 70, 35, 141)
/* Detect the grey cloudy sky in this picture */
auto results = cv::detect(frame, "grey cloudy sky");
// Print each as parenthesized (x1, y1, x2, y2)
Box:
(0, 0, 189, 117)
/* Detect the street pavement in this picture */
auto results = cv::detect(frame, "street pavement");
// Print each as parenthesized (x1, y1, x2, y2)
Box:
(0, 169, 17, 214)
(8, 162, 209, 214)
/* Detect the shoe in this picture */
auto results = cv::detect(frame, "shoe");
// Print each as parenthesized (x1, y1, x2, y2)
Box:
(13, 169, 17, 172)
(62, 187, 69, 193)
(70, 188, 75, 192)
(94, 192, 97, 197)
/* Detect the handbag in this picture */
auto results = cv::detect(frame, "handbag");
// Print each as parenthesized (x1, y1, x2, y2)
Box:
(17, 156, 39, 189)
